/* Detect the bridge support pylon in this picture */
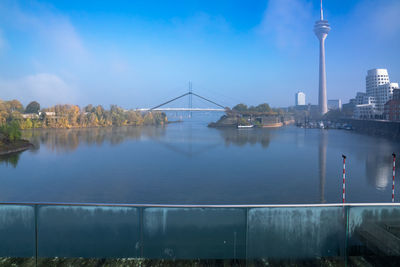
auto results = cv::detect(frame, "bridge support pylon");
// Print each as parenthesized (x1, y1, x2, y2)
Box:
(189, 81, 193, 118)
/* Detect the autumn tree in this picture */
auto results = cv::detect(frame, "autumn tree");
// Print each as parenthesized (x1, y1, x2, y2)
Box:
(7, 100, 23, 112)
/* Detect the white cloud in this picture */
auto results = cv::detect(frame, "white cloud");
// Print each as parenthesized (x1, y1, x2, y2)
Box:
(0, 73, 79, 107)
(0, 1, 87, 62)
(257, 0, 313, 49)
(39, 17, 87, 60)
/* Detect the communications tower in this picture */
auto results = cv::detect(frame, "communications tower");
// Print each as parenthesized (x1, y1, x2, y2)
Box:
(314, 0, 331, 115)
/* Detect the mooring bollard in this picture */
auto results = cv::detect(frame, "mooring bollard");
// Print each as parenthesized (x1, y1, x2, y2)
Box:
(342, 155, 346, 203)
(393, 153, 396, 203)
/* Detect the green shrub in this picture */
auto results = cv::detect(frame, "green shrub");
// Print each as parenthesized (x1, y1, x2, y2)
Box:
(0, 121, 22, 143)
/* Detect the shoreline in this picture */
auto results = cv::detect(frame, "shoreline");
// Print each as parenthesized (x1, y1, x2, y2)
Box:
(0, 140, 33, 156)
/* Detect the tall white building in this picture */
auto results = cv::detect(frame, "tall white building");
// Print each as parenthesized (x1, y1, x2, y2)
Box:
(295, 91, 306, 106)
(314, 0, 330, 115)
(354, 69, 399, 119)
(366, 69, 399, 114)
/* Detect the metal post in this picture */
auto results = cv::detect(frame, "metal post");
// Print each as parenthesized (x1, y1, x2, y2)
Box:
(393, 153, 396, 203)
(139, 207, 144, 258)
(344, 205, 349, 267)
(342, 155, 346, 203)
(34, 205, 38, 267)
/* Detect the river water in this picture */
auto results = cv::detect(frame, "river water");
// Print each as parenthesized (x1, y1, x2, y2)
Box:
(0, 112, 399, 204)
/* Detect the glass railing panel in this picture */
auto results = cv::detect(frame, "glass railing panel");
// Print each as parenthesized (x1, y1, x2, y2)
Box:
(247, 206, 345, 263)
(143, 207, 246, 259)
(0, 205, 35, 258)
(348, 205, 400, 263)
(37, 205, 140, 258)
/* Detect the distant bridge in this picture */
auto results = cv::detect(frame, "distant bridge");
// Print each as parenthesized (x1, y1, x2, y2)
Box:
(137, 84, 226, 113)
(137, 108, 225, 112)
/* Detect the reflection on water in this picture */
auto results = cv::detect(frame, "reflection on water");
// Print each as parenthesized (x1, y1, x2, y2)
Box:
(217, 128, 273, 148)
(365, 140, 394, 190)
(0, 153, 21, 168)
(21, 126, 275, 155)
(318, 130, 327, 203)
(22, 127, 167, 153)
(1, 122, 400, 204)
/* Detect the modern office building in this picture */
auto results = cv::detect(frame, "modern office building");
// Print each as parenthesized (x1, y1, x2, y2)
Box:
(353, 69, 399, 119)
(295, 91, 306, 106)
(327, 99, 342, 110)
(314, 0, 330, 115)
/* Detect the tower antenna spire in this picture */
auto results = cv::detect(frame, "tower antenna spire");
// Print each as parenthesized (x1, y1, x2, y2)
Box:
(320, 0, 324, 20)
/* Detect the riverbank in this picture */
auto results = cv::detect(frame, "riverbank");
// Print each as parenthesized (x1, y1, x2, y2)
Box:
(339, 118, 400, 139)
(0, 139, 33, 156)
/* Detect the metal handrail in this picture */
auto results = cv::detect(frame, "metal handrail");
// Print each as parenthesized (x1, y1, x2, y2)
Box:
(1, 202, 400, 208)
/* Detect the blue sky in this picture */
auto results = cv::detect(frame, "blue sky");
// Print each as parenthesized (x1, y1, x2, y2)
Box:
(0, 0, 399, 108)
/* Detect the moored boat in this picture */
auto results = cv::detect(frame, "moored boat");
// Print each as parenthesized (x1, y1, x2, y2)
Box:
(237, 125, 254, 129)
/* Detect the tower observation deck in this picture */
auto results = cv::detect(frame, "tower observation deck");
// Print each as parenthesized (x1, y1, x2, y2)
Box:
(314, 0, 331, 115)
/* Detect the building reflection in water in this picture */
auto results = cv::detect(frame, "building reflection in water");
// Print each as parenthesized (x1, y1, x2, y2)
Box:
(317, 129, 400, 196)
(318, 130, 327, 203)
(365, 140, 393, 190)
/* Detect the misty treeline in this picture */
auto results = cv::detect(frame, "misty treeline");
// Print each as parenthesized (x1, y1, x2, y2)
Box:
(229, 103, 285, 115)
(0, 99, 167, 129)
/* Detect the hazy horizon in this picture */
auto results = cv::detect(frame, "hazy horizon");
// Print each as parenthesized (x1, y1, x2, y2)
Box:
(0, 0, 399, 109)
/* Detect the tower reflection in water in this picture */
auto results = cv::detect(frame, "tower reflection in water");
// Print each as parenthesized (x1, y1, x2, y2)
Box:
(318, 130, 327, 203)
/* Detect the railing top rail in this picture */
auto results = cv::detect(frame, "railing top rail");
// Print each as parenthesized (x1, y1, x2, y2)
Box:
(1, 202, 400, 208)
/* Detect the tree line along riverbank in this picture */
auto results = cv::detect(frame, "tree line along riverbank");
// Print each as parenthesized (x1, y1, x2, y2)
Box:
(0, 99, 168, 155)
(0, 100, 168, 129)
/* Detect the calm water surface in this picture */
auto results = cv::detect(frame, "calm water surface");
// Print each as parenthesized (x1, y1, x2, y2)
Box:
(1, 113, 399, 204)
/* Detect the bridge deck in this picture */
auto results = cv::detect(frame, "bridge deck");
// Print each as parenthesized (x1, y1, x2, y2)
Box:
(137, 108, 225, 112)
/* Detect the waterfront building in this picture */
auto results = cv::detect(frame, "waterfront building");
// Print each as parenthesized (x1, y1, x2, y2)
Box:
(354, 92, 376, 118)
(354, 104, 376, 119)
(314, 0, 330, 115)
(365, 69, 399, 114)
(295, 91, 306, 106)
(21, 113, 39, 119)
(355, 92, 376, 105)
(38, 111, 56, 117)
(327, 99, 342, 110)
(353, 69, 399, 119)
(384, 89, 400, 121)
